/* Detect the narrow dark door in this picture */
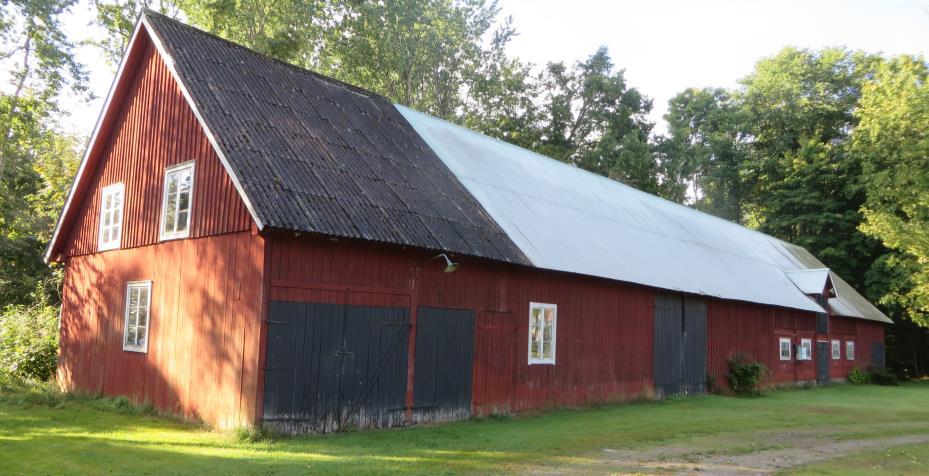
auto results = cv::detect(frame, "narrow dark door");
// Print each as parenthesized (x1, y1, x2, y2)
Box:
(413, 307, 476, 423)
(262, 301, 409, 433)
(682, 297, 707, 394)
(871, 343, 885, 369)
(816, 341, 831, 384)
(654, 293, 707, 397)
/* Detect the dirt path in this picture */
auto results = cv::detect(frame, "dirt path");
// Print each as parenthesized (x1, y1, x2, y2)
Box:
(527, 424, 929, 475)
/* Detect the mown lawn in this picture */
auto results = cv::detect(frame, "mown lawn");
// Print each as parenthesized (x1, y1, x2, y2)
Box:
(1, 382, 928, 475)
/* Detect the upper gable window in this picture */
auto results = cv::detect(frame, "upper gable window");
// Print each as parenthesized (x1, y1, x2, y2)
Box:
(528, 302, 556, 365)
(160, 162, 195, 240)
(98, 183, 125, 251)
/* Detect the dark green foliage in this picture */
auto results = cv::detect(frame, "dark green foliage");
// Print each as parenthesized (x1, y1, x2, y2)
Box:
(705, 373, 720, 395)
(847, 367, 869, 385)
(0, 304, 59, 382)
(867, 367, 900, 386)
(726, 353, 767, 396)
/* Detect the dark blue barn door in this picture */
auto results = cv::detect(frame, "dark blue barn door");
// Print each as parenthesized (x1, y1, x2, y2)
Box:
(654, 294, 706, 397)
(262, 301, 409, 433)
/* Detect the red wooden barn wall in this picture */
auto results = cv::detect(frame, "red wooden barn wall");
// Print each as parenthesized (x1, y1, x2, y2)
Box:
(267, 235, 656, 416)
(56, 30, 264, 429)
(707, 300, 887, 389)
(62, 37, 251, 258)
(58, 232, 265, 428)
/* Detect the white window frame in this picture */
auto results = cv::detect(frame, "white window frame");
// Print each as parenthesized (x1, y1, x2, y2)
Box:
(846, 341, 855, 360)
(779, 337, 792, 361)
(831, 339, 841, 360)
(528, 302, 557, 365)
(98, 182, 125, 251)
(159, 161, 195, 241)
(122, 281, 152, 353)
(798, 338, 813, 361)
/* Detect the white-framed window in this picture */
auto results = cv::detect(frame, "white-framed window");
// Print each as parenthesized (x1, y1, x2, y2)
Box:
(98, 182, 125, 251)
(160, 161, 195, 240)
(123, 281, 152, 353)
(846, 341, 855, 360)
(831, 339, 841, 360)
(779, 337, 792, 361)
(528, 302, 556, 364)
(798, 338, 813, 361)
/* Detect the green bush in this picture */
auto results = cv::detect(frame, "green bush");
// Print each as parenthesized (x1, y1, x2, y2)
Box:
(867, 367, 900, 386)
(0, 304, 59, 382)
(726, 353, 767, 396)
(847, 367, 870, 384)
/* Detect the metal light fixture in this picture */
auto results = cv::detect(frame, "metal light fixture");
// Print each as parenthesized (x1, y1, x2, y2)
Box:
(438, 253, 459, 273)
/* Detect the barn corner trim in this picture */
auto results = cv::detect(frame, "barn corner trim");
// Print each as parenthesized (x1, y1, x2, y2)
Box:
(44, 11, 264, 264)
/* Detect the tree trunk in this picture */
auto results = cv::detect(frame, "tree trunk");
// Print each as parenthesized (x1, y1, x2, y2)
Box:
(0, 29, 34, 179)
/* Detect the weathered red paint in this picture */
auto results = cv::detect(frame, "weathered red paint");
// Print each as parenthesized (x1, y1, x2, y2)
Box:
(60, 37, 251, 259)
(55, 30, 263, 428)
(267, 234, 656, 415)
(58, 231, 266, 428)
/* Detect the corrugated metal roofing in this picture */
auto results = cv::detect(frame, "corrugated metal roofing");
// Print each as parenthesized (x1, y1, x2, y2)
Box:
(142, 12, 528, 265)
(785, 269, 832, 295)
(398, 105, 892, 323)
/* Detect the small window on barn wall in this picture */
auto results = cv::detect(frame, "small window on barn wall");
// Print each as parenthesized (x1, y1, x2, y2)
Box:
(846, 341, 855, 360)
(798, 338, 813, 360)
(123, 281, 152, 353)
(528, 303, 556, 364)
(831, 340, 841, 360)
(160, 161, 195, 240)
(779, 337, 792, 361)
(98, 182, 125, 251)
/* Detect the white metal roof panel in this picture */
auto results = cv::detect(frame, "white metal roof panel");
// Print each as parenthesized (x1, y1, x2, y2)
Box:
(397, 105, 891, 323)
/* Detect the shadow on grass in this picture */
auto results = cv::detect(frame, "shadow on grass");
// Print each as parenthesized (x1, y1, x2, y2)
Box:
(2, 381, 929, 474)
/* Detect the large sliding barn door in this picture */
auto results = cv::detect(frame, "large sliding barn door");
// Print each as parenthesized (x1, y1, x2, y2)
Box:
(412, 307, 476, 423)
(262, 301, 409, 433)
(654, 294, 707, 397)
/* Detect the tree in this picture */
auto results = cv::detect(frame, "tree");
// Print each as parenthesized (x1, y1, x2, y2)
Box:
(735, 47, 880, 286)
(91, 0, 180, 66)
(854, 55, 929, 328)
(531, 47, 658, 194)
(659, 87, 748, 219)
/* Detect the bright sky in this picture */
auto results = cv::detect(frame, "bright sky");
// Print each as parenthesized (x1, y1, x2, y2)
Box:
(54, 0, 929, 138)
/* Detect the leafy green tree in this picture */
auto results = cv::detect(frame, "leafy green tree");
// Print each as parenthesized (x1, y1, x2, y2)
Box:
(530, 47, 658, 193)
(659, 87, 748, 219)
(854, 55, 929, 327)
(738, 48, 883, 286)
(91, 0, 180, 66)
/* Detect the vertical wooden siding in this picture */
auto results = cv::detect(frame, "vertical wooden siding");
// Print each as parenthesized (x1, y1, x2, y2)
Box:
(707, 300, 819, 387)
(267, 235, 655, 417)
(63, 38, 251, 258)
(57, 231, 266, 428)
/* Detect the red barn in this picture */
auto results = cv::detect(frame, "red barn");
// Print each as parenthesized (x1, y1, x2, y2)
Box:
(46, 12, 891, 432)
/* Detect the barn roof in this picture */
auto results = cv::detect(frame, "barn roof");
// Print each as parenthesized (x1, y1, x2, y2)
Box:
(47, 11, 890, 323)
(398, 106, 891, 323)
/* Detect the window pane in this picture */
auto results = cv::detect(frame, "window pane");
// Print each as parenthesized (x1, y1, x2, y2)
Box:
(136, 326, 146, 348)
(543, 322, 552, 341)
(179, 170, 192, 192)
(542, 341, 552, 359)
(530, 341, 540, 359)
(137, 290, 148, 327)
(104, 194, 112, 211)
(176, 210, 189, 232)
(126, 324, 138, 346)
(178, 187, 190, 213)
(165, 175, 178, 232)
(127, 288, 139, 325)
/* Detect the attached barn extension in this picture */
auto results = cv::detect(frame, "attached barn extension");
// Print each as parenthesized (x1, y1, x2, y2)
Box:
(48, 12, 890, 432)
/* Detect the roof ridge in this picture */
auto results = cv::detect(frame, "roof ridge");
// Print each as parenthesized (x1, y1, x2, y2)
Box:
(141, 8, 389, 102)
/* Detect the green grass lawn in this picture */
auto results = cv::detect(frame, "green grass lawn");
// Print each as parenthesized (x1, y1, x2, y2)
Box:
(1, 382, 928, 475)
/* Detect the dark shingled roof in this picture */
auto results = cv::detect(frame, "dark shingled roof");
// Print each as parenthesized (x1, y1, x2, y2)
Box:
(143, 11, 528, 265)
